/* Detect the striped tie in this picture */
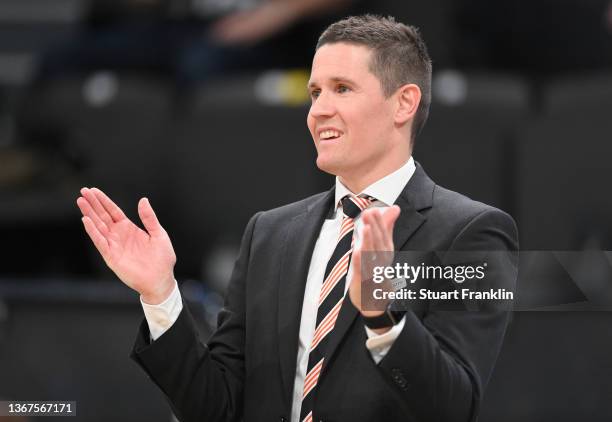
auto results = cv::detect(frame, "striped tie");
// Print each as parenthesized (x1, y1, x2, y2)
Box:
(300, 194, 372, 422)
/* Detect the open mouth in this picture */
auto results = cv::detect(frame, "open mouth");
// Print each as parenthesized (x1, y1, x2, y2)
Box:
(319, 129, 343, 141)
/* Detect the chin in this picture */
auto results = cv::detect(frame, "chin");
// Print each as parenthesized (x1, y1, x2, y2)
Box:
(315, 156, 341, 176)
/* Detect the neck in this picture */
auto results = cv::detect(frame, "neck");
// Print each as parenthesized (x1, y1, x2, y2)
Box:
(339, 153, 411, 194)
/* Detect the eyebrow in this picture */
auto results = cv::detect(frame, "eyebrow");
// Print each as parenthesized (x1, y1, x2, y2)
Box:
(307, 76, 359, 90)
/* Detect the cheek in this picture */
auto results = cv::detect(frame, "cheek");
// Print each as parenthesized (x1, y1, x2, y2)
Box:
(306, 113, 315, 136)
(349, 108, 389, 151)
(346, 107, 375, 138)
(361, 106, 390, 135)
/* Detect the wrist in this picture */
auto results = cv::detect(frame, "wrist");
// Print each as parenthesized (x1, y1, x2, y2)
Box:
(362, 300, 406, 331)
(141, 276, 175, 305)
(360, 298, 391, 318)
(361, 309, 386, 318)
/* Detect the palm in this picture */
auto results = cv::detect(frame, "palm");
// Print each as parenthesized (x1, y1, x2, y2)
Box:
(77, 188, 176, 301)
(106, 219, 173, 290)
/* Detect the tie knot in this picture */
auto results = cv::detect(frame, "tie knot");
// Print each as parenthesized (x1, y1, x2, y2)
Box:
(341, 195, 372, 219)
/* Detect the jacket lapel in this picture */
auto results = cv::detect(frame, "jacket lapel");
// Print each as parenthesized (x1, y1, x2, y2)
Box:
(392, 162, 434, 249)
(320, 162, 434, 377)
(277, 187, 335, 407)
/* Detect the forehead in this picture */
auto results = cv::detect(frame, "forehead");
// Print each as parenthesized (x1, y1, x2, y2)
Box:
(308, 42, 375, 86)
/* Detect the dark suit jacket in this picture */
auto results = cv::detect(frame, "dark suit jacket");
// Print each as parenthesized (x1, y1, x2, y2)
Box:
(131, 163, 518, 422)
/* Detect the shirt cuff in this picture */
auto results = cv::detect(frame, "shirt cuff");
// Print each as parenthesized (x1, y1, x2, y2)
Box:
(140, 280, 183, 341)
(364, 316, 406, 364)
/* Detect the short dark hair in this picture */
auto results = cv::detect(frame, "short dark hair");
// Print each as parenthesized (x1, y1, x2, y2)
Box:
(316, 15, 432, 143)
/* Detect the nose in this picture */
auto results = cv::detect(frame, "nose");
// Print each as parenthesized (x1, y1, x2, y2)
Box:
(309, 90, 336, 119)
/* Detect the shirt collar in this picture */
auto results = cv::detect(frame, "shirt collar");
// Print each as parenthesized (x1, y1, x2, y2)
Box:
(334, 156, 416, 211)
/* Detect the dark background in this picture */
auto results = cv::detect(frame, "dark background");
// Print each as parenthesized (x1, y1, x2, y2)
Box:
(1, 0, 612, 420)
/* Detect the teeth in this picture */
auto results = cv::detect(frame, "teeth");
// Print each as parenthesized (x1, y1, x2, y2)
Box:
(320, 130, 341, 140)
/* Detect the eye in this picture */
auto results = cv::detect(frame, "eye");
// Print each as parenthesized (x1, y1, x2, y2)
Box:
(309, 89, 321, 100)
(337, 84, 351, 94)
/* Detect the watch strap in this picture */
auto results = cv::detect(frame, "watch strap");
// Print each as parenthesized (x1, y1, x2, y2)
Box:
(363, 311, 395, 329)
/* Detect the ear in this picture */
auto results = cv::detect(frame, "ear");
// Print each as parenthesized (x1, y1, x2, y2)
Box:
(394, 84, 421, 126)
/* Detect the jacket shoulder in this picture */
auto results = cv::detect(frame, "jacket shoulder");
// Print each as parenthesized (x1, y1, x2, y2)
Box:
(254, 190, 331, 227)
(429, 185, 518, 244)
(431, 185, 512, 223)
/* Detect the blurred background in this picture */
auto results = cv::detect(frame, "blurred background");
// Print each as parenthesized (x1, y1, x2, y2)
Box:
(0, 0, 611, 420)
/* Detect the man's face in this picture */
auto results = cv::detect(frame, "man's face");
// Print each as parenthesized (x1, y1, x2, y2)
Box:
(307, 42, 397, 180)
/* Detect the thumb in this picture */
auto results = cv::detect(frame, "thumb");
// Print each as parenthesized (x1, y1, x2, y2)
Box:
(138, 197, 162, 236)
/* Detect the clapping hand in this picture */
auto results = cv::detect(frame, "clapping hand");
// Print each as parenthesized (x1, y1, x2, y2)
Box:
(76, 188, 176, 304)
(349, 206, 401, 322)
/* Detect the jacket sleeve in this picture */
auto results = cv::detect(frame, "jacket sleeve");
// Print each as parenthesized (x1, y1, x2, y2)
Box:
(130, 211, 262, 422)
(377, 208, 518, 422)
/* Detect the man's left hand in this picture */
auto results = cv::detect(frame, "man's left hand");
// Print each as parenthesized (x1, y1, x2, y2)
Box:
(349, 205, 401, 333)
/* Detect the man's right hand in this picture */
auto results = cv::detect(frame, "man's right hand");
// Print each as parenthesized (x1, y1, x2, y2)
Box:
(76, 187, 177, 304)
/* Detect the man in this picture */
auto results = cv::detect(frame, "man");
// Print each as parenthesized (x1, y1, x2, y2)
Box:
(77, 15, 517, 422)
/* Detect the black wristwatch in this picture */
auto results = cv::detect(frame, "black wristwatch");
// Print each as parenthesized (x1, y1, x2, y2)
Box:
(362, 302, 406, 329)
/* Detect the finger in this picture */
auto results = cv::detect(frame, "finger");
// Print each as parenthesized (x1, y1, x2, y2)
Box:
(359, 225, 380, 281)
(81, 187, 114, 226)
(374, 209, 390, 247)
(382, 205, 401, 231)
(361, 224, 374, 252)
(91, 187, 127, 223)
(138, 197, 162, 236)
(359, 211, 372, 247)
(351, 236, 364, 280)
(379, 206, 400, 249)
(349, 246, 362, 308)
(81, 216, 109, 258)
(77, 196, 109, 235)
(365, 209, 386, 251)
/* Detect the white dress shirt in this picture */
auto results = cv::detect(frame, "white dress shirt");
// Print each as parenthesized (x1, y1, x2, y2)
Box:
(141, 156, 416, 422)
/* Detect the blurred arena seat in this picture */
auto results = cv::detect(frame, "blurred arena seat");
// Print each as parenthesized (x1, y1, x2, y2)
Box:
(0, 0, 84, 91)
(517, 72, 612, 249)
(414, 71, 530, 215)
(19, 74, 173, 209)
(1, 95, 87, 276)
(542, 71, 612, 118)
